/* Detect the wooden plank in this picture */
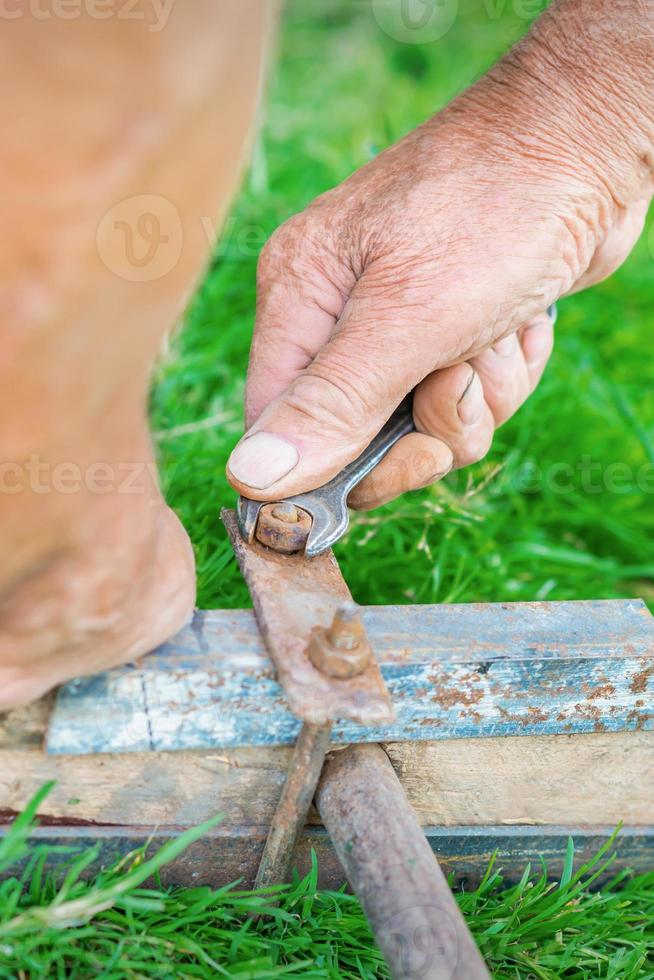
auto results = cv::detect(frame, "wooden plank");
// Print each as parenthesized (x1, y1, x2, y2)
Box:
(3, 824, 652, 889)
(46, 600, 654, 754)
(385, 732, 654, 826)
(0, 694, 52, 749)
(2, 732, 652, 828)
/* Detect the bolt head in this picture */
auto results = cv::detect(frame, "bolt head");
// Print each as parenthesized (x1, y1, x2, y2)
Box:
(271, 502, 300, 523)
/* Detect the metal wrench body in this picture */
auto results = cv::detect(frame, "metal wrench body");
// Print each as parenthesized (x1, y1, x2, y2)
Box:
(237, 399, 415, 556)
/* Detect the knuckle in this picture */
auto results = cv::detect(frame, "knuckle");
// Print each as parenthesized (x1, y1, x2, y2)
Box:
(257, 215, 344, 310)
(257, 216, 306, 281)
(492, 383, 529, 426)
(287, 369, 371, 438)
(455, 423, 494, 467)
(412, 445, 453, 485)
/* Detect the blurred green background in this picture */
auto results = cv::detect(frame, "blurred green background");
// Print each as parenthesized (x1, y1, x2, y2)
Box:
(6, 6, 652, 978)
(151, 0, 654, 612)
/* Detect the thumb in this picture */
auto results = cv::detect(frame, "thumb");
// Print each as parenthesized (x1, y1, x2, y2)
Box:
(227, 296, 424, 499)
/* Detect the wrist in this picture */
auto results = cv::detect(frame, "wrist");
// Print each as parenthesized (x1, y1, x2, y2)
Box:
(492, 1, 654, 209)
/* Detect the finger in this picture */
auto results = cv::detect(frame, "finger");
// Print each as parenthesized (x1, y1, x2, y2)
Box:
(351, 312, 554, 508)
(567, 198, 648, 294)
(470, 310, 554, 426)
(468, 331, 531, 426)
(347, 432, 453, 510)
(227, 290, 431, 500)
(245, 218, 350, 426)
(413, 362, 496, 469)
(518, 311, 555, 389)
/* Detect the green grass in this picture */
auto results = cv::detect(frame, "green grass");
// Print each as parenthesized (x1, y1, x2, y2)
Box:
(7, 1, 654, 975)
(2, 787, 654, 978)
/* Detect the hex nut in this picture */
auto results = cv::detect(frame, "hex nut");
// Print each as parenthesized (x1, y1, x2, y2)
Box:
(307, 627, 372, 678)
(255, 503, 312, 554)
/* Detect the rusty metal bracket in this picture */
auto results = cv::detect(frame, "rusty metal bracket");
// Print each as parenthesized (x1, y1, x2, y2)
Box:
(254, 721, 332, 890)
(222, 507, 492, 970)
(223, 505, 393, 889)
(222, 509, 393, 726)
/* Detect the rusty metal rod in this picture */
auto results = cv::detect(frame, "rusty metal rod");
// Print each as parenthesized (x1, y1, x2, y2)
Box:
(316, 744, 490, 980)
(254, 721, 332, 889)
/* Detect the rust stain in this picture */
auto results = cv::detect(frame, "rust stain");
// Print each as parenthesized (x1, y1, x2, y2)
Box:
(0, 809, 119, 828)
(626, 709, 651, 731)
(430, 686, 484, 709)
(572, 702, 602, 722)
(496, 706, 544, 728)
(586, 683, 616, 700)
(630, 663, 654, 694)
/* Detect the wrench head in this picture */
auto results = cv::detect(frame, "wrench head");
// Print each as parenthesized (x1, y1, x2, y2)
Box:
(235, 398, 417, 556)
(237, 492, 349, 557)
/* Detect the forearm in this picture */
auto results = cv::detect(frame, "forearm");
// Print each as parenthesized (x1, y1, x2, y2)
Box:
(490, 0, 654, 206)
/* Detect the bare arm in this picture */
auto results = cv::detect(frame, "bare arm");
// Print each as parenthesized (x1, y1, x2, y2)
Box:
(227, 0, 653, 508)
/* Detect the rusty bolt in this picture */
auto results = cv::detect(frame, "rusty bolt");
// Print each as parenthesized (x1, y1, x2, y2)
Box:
(307, 602, 372, 678)
(272, 502, 300, 523)
(327, 602, 366, 649)
(255, 502, 312, 554)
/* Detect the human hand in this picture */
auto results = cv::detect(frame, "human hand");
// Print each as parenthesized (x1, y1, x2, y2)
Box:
(227, 4, 653, 509)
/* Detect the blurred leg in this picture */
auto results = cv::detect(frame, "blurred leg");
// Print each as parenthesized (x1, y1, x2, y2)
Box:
(0, 0, 272, 706)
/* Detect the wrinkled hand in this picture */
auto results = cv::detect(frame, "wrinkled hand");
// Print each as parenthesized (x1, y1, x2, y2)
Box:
(228, 35, 651, 509)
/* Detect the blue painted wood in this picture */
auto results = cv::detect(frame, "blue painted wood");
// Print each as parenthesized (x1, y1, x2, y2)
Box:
(47, 599, 654, 755)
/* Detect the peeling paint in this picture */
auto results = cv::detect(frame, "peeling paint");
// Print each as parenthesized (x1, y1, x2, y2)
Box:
(46, 600, 654, 755)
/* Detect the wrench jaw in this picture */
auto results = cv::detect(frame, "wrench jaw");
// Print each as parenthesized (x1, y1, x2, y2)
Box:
(235, 399, 417, 556)
(237, 493, 347, 558)
(300, 496, 349, 558)
(236, 496, 264, 545)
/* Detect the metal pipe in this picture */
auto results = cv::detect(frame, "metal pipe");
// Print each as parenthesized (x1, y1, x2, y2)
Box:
(316, 744, 490, 980)
(254, 721, 332, 889)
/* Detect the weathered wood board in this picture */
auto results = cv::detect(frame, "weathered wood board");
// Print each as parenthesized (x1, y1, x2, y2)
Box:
(2, 733, 652, 828)
(3, 598, 653, 887)
(3, 703, 654, 885)
(47, 600, 654, 754)
(2, 718, 653, 886)
(3, 824, 653, 889)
